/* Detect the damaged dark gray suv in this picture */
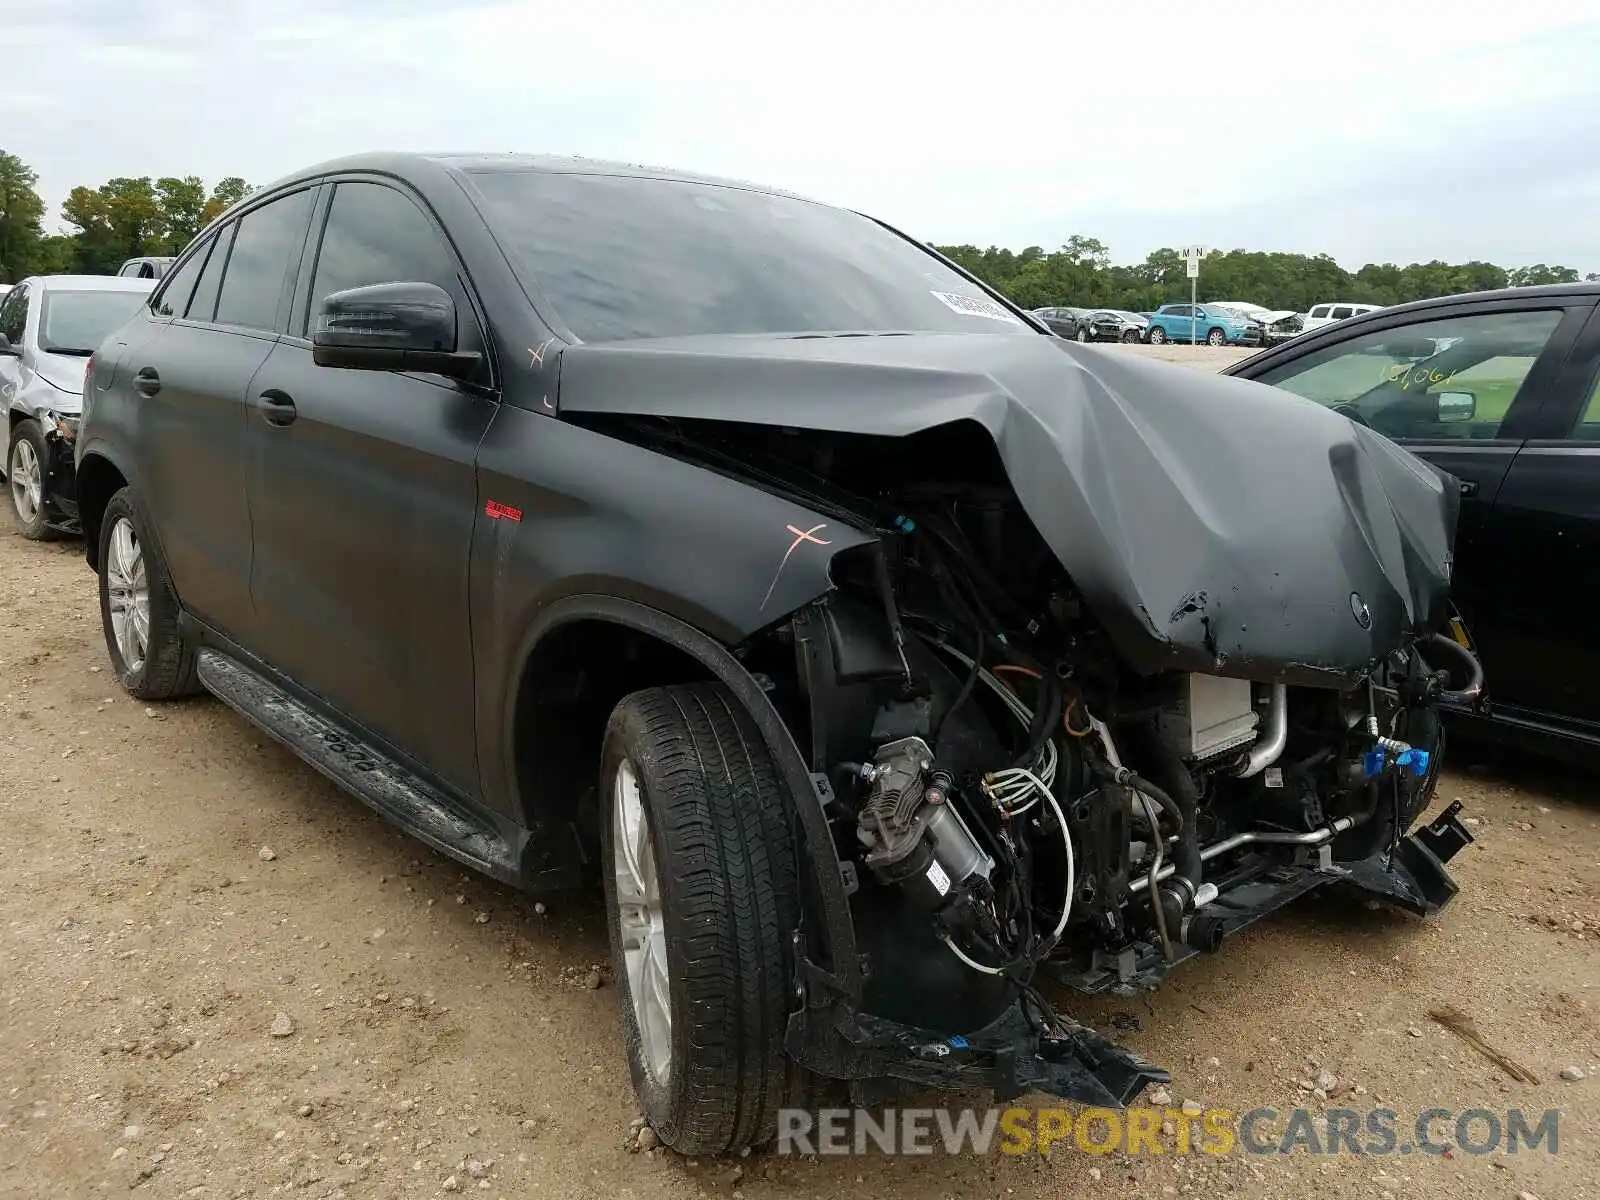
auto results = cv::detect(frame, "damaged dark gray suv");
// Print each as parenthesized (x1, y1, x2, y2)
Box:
(75, 153, 1484, 1153)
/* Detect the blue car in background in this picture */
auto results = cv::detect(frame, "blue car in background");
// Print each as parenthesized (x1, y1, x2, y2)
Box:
(1143, 303, 1263, 347)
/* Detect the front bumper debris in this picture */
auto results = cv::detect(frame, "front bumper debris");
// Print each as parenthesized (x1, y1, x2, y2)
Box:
(786, 993, 1168, 1108)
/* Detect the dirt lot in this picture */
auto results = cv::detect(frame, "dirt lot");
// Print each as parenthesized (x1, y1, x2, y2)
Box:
(1, 343, 1595, 1198)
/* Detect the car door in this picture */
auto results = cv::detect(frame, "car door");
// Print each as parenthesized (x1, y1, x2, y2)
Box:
(127, 187, 319, 645)
(1472, 301, 1600, 731)
(245, 178, 497, 796)
(1237, 300, 1589, 716)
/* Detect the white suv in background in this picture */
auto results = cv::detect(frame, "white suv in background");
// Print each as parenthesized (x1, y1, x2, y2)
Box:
(1301, 302, 1382, 333)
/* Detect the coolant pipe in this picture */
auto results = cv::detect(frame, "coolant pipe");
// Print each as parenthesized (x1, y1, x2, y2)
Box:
(1128, 813, 1367, 894)
(1232, 683, 1288, 777)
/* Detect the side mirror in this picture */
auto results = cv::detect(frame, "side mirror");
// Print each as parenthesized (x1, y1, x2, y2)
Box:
(312, 282, 479, 379)
(0, 333, 18, 357)
(1434, 390, 1477, 423)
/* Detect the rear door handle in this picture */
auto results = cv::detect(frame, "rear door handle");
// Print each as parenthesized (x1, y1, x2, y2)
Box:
(133, 367, 160, 397)
(257, 389, 297, 427)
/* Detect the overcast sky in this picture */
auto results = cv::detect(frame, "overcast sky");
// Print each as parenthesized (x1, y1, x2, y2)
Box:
(5, 0, 1598, 270)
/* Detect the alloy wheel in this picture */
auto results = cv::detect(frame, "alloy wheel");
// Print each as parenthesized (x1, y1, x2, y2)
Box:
(612, 757, 673, 1086)
(9, 438, 42, 524)
(105, 516, 150, 673)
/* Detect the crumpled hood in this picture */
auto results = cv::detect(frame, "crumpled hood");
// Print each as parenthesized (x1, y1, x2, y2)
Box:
(29, 353, 88, 405)
(557, 332, 1458, 684)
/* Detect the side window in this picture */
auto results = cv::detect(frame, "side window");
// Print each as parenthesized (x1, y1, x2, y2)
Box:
(152, 236, 214, 318)
(1167, 305, 1189, 318)
(0, 283, 28, 344)
(1330, 305, 1354, 320)
(1253, 309, 1565, 441)
(214, 188, 316, 333)
(304, 181, 464, 337)
(187, 224, 234, 322)
(1570, 370, 1600, 440)
(1309, 306, 1329, 319)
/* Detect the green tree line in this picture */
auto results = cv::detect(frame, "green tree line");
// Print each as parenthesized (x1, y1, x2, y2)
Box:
(2, 149, 250, 281)
(935, 236, 1596, 314)
(3, 147, 1595, 305)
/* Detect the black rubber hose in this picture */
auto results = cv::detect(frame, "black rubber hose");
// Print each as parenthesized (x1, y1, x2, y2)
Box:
(1085, 744, 1185, 834)
(1010, 674, 1062, 771)
(1140, 741, 1204, 889)
(1421, 632, 1485, 705)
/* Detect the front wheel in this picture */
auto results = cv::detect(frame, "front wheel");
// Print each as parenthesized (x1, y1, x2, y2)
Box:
(1206, 327, 1227, 347)
(97, 487, 200, 700)
(600, 682, 807, 1155)
(1075, 326, 1089, 342)
(7, 420, 59, 541)
(1148, 326, 1168, 344)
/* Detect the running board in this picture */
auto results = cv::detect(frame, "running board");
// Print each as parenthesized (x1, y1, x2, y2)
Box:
(195, 649, 519, 883)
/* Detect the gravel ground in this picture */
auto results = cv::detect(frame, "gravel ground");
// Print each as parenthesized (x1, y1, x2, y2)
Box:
(1, 346, 1594, 1197)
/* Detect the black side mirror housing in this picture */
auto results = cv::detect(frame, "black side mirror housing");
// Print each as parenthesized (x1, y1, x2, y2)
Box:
(312, 282, 480, 379)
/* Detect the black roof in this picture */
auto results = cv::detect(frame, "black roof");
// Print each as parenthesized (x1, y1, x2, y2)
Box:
(255, 151, 825, 206)
(1368, 280, 1600, 315)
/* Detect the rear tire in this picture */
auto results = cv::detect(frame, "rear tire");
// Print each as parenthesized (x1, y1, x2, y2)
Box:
(1076, 326, 1089, 342)
(7, 420, 59, 541)
(1206, 327, 1227, 347)
(1122, 328, 1141, 343)
(600, 682, 807, 1155)
(1148, 326, 1167, 344)
(97, 487, 200, 700)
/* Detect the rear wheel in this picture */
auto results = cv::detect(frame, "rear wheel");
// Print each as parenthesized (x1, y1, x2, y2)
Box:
(7, 420, 58, 541)
(1148, 326, 1168, 344)
(1122, 328, 1141, 343)
(97, 487, 200, 700)
(1076, 326, 1089, 342)
(1206, 327, 1227, 347)
(600, 682, 807, 1155)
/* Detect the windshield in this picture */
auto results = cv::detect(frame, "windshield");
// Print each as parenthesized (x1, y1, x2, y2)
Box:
(39, 290, 148, 355)
(468, 170, 1033, 343)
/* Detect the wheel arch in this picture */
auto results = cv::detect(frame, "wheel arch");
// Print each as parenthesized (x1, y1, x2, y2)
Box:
(506, 593, 861, 995)
(74, 449, 130, 571)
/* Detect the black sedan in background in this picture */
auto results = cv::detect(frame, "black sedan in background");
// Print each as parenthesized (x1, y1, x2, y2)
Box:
(1225, 282, 1600, 766)
(1029, 306, 1092, 338)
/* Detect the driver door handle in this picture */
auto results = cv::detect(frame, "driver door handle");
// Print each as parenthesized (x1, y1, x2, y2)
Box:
(133, 367, 161, 397)
(257, 389, 297, 427)
(1459, 479, 1479, 497)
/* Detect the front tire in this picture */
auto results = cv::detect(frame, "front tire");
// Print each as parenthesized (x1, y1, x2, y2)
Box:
(7, 420, 59, 541)
(1206, 327, 1227, 347)
(600, 682, 805, 1155)
(97, 487, 200, 700)
(1075, 326, 1089, 342)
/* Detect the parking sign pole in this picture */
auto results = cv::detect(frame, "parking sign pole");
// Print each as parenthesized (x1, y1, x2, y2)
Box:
(1182, 245, 1204, 346)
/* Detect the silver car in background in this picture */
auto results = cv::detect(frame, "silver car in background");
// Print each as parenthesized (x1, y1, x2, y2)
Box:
(0, 275, 155, 538)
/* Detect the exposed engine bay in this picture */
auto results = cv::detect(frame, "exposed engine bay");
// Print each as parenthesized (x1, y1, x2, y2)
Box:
(565, 331, 1487, 1109)
(748, 441, 1484, 1106)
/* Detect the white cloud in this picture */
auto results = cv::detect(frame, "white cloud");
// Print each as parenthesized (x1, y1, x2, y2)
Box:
(7, 0, 1599, 268)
